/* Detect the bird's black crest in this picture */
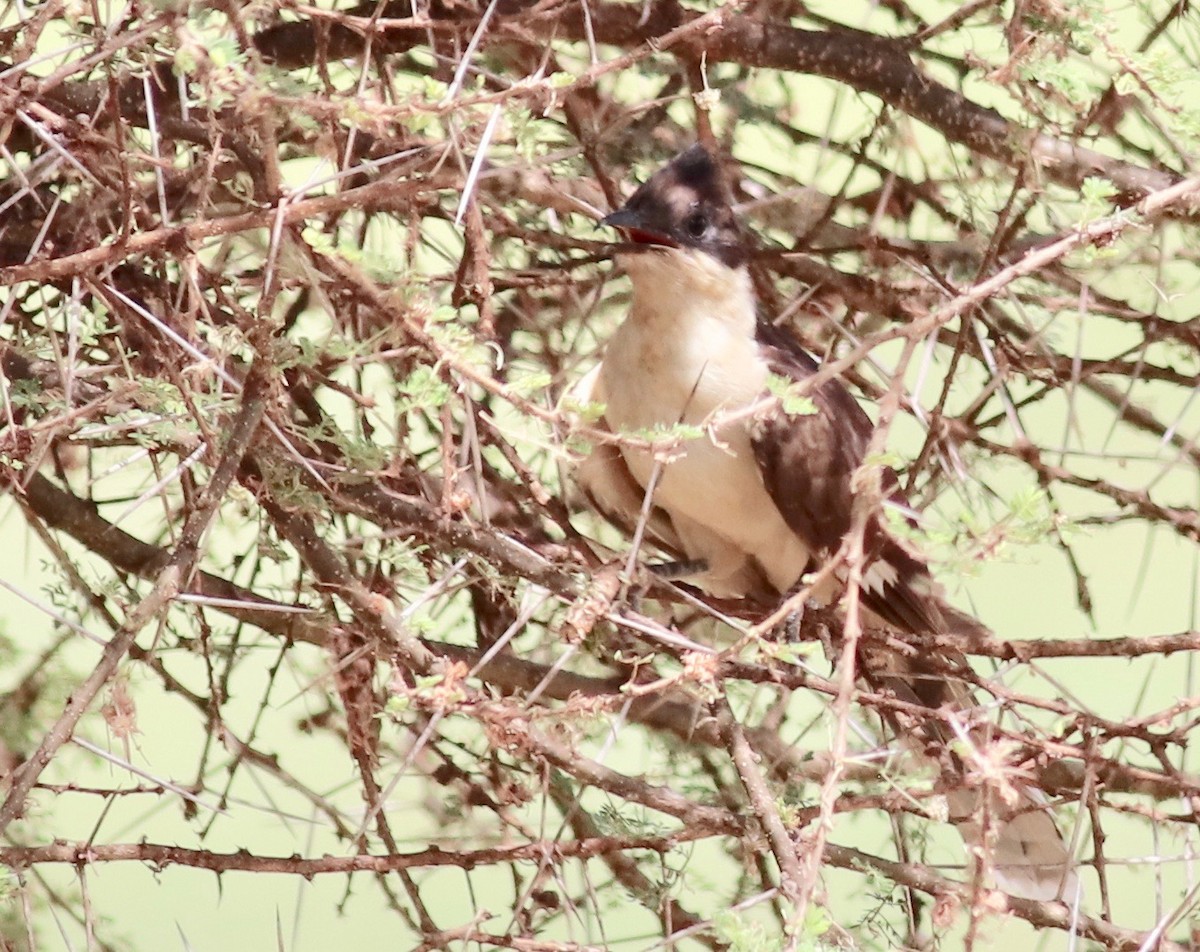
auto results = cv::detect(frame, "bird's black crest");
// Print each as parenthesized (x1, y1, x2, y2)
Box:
(604, 144, 747, 268)
(663, 144, 731, 207)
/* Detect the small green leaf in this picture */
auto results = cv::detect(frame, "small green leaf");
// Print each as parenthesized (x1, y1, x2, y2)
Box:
(508, 368, 552, 398)
(1079, 176, 1119, 218)
(624, 421, 705, 443)
(396, 365, 452, 414)
(764, 640, 817, 666)
(766, 374, 817, 417)
(561, 395, 606, 424)
(863, 450, 903, 470)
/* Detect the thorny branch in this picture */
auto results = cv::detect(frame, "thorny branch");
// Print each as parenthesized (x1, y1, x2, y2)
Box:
(1, 0, 1200, 948)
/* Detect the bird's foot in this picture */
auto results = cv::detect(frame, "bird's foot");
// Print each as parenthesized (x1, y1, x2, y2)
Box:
(623, 559, 708, 613)
(647, 558, 709, 581)
(758, 601, 808, 643)
(781, 605, 805, 642)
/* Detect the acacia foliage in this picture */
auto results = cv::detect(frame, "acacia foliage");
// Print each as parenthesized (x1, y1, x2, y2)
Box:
(1, 1, 1199, 949)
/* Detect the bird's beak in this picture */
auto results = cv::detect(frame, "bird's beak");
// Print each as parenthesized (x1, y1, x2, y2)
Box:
(600, 207, 644, 230)
(600, 207, 676, 249)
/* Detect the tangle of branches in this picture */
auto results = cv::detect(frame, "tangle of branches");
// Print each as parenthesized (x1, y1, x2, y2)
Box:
(1, 1, 1199, 949)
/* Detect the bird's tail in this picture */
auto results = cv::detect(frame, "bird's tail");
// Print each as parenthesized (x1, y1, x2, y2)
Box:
(856, 603, 1079, 903)
(947, 786, 1080, 901)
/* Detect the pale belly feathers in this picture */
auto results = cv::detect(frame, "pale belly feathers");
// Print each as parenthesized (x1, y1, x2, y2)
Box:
(596, 271, 812, 596)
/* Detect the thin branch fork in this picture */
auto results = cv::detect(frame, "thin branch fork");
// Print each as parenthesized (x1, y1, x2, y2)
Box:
(0, 359, 271, 835)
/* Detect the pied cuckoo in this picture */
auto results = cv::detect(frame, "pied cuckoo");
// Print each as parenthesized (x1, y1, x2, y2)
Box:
(568, 143, 1077, 902)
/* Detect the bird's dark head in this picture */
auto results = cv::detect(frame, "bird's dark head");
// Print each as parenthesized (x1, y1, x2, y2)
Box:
(602, 144, 746, 269)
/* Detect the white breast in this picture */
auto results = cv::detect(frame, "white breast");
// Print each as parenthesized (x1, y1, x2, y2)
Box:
(595, 249, 812, 595)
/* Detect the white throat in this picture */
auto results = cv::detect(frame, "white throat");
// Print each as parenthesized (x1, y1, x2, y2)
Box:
(617, 247, 757, 337)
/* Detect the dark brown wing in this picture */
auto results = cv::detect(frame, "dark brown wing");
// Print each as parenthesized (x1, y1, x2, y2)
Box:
(750, 321, 945, 639)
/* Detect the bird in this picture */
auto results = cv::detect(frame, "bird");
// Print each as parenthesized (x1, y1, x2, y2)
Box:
(567, 142, 1078, 902)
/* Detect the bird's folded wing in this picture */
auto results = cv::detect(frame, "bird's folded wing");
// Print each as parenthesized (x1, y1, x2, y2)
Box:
(750, 321, 946, 634)
(564, 365, 686, 558)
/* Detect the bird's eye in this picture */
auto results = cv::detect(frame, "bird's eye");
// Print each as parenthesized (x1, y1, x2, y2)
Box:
(682, 210, 709, 239)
